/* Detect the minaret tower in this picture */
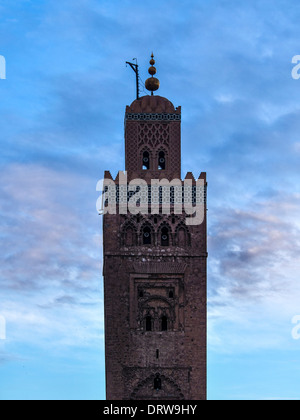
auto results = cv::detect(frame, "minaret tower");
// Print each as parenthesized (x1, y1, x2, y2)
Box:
(102, 54, 207, 400)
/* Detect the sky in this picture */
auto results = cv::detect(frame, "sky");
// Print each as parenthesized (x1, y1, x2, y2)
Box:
(1, 0, 300, 400)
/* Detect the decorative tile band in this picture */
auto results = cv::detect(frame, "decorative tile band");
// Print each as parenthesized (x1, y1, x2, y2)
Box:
(125, 113, 181, 121)
(133, 262, 187, 274)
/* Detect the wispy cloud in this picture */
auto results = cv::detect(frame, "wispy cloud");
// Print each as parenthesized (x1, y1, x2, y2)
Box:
(0, 164, 103, 358)
(208, 191, 300, 354)
(1, 0, 300, 400)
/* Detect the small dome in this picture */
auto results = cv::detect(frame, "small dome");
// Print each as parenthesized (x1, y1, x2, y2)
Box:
(127, 95, 176, 114)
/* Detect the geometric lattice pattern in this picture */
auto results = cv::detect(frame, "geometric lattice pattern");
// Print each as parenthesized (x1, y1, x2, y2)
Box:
(138, 123, 169, 149)
(125, 120, 181, 178)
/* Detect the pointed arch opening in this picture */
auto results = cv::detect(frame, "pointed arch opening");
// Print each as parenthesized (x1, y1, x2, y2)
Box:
(124, 225, 135, 246)
(177, 227, 186, 247)
(175, 224, 191, 247)
(122, 222, 137, 247)
(145, 315, 153, 332)
(142, 151, 150, 170)
(161, 316, 168, 332)
(158, 151, 166, 170)
(160, 225, 171, 247)
(142, 226, 152, 245)
(154, 375, 162, 390)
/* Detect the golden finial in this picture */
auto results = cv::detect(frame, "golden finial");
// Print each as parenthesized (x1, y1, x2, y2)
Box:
(149, 52, 155, 66)
(145, 53, 160, 95)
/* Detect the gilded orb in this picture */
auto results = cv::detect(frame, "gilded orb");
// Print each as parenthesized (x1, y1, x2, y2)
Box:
(148, 66, 157, 76)
(145, 53, 160, 94)
(145, 77, 160, 92)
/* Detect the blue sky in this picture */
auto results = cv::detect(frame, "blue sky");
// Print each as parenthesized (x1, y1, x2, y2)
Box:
(1, 0, 300, 400)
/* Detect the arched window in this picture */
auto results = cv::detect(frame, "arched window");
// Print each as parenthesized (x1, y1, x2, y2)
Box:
(142, 226, 152, 245)
(176, 225, 190, 247)
(158, 151, 166, 170)
(145, 316, 152, 332)
(154, 375, 162, 390)
(161, 316, 168, 332)
(161, 227, 169, 246)
(177, 227, 186, 247)
(143, 151, 150, 170)
(124, 226, 134, 246)
(169, 290, 174, 299)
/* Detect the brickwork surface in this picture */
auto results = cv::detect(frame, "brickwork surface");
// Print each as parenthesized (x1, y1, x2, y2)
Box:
(103, 95, 207, 400)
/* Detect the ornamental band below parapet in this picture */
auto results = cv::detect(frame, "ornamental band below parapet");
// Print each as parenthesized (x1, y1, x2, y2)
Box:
(125, 113, 181, 121)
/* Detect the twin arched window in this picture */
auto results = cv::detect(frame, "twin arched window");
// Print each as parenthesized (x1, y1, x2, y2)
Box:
(144, 315, 169, 332)
(142, 151, 166, 170)
(124, 223, 189, 247)
(142, 225, 170, 246)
